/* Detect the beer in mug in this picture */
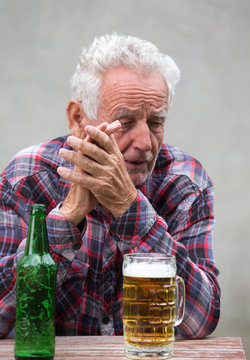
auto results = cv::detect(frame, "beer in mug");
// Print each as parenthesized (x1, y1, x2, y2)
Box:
(123, 254, 185, 359)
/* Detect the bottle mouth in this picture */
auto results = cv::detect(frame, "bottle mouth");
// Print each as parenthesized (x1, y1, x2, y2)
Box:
(31, 204, 46, 211)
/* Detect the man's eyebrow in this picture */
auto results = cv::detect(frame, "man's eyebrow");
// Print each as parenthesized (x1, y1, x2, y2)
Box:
(115, 108, 168, 120)
(115, 108, 135, 119)
(151, 109, 168, 120)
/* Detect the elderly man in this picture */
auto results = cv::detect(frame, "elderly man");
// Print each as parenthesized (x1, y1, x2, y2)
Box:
(0, 33, 220, 338)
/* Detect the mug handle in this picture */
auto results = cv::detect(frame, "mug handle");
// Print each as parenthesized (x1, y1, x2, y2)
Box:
(174, 275, 185, 326)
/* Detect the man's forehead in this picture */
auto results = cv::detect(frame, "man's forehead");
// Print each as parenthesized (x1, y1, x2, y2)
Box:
(101, 66, 168, 91)
(99, 66, 168, 116)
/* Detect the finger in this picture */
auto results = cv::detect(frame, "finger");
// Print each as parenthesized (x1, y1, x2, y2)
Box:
(85, 126, 115, 154)
(66, 136, 107, 162)
(85, 120, 121, 143)
(57, 165, 93, 184)
(105, 120, 121, 136)
(84, 120, 121, 152)
(67, 122, 110, 149)
(59, 147, 105, 175)
(110, 133, 121, 152)
(66, 135, 87, 151)
(65, 120, 121, 164)
(57, 166, 84, 183)
(57, 165, 97, 190)
(84, 122, 108, 143)
(66, 134, 113, 166)
(59, 148, 87, 166)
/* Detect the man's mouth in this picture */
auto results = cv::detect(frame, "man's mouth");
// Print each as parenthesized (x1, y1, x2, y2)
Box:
(125, 160, 148, 170)
(124, 151, 154, 168)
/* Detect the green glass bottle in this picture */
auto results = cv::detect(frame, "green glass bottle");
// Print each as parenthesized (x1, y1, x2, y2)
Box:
(15, 204, 57, 360)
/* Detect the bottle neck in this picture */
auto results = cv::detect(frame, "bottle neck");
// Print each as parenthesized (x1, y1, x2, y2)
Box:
(25, 205, 49, 255)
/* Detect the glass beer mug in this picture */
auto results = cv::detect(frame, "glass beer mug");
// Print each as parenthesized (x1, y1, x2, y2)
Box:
(123, 253, 185, 359)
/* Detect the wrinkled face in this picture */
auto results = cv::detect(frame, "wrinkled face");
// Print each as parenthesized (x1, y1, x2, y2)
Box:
(97, 66, 168, 186)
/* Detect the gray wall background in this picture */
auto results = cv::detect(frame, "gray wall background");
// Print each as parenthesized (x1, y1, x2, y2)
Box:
(1, 0, 249, 356)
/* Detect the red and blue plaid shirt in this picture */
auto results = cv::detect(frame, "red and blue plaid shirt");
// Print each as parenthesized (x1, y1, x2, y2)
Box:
(0, 135, 220, 338)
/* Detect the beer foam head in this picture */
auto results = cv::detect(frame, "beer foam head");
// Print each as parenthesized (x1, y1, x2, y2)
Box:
(123, 261, 176, 278)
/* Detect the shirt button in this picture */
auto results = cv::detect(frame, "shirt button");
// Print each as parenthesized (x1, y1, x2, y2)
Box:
(105, 272, 112, 282)
(102, 316, 110, 325)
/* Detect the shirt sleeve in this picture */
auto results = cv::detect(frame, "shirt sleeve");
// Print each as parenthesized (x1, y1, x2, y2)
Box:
(46, 203, 89, 283)
(0, 176, 26, 337)
(110, 186, 221, 339)
(0, 178, 89, 338)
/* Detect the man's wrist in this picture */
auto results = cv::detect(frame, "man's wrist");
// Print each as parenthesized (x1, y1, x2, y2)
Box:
(59, 202, 86, 227)
(111, 189, 138, 219)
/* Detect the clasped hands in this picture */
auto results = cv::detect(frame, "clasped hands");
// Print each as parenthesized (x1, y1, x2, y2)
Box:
(57, 121, 138, 226)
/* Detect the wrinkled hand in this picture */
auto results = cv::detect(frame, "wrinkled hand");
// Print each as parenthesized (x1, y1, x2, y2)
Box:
(58, 180, 97, 227)
(57, 124, 109, 226)
(58, 121, 138, 223)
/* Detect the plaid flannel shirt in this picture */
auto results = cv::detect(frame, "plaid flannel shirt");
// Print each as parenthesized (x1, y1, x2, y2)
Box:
(0, 135, 220, 338)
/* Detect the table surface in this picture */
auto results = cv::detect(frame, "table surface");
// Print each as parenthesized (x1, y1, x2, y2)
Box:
(0, 336, 246, 360)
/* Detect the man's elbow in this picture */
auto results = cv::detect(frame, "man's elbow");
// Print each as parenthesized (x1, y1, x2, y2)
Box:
(176, 296, 221, 339)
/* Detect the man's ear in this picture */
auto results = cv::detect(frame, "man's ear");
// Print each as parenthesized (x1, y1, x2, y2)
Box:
(66, 100, 86, 137)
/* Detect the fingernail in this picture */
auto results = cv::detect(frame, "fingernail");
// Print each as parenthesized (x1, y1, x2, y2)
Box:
(67, 136, 77, 147)
(59, 148, 67, 157)
(86, 126, 94, 135)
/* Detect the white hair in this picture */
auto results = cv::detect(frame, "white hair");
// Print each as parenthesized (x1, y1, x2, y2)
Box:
(70, 33, 181, 120)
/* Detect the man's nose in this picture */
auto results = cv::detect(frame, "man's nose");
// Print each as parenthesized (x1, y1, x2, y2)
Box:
(132, 122, 152, 151)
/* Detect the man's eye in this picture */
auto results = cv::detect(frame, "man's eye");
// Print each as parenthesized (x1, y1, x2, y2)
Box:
(120, 121, 133, 130)
(148, 120, 164, 131)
